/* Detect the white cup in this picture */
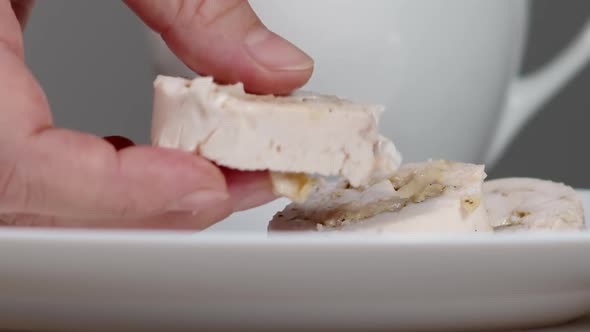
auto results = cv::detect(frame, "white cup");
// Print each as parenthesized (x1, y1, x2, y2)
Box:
(147, 0, 590, 167)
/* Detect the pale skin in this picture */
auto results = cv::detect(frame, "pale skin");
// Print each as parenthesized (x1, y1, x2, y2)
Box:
(0, 0, 314, 229)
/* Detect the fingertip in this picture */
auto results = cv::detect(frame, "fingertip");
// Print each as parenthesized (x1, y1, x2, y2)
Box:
(227, 30, 315, 94)
(236, 63, 314, 95)
(244, 29, 314, 73)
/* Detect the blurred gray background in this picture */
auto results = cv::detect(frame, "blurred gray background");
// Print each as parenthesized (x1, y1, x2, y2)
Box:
(23, 1, 590, 186)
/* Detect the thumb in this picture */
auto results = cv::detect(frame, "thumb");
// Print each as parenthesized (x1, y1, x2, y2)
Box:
(1, 128, 230, 218)
(125, 0, 314, 95)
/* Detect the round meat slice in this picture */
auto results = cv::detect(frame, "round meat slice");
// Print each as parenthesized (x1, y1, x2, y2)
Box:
(268, 160, 492, 234)
(483, 178, 585, 232)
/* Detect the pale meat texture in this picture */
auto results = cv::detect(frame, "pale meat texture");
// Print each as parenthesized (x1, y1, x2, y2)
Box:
(268, 160, 492, 233)
(483, 178, 585, 232)
(151, 76, 402, 193)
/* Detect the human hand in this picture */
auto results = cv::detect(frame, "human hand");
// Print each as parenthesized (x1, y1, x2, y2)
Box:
(0, 0, 313, 229)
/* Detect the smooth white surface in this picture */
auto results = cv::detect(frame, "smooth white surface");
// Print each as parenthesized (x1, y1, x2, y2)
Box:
(147, 0, 590, 166)
(0, 193, 587, 331)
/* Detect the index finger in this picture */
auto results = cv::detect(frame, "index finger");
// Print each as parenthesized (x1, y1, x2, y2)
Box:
(124, 0, 314, 95)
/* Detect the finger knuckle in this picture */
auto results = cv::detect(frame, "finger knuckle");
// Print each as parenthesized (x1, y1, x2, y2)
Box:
(188, 0, 261, 32)
(195, 0, 244, 26)
(161, 0, 205, 34)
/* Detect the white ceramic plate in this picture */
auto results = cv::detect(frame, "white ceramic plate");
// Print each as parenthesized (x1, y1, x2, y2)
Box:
(0, 192, 589, 332)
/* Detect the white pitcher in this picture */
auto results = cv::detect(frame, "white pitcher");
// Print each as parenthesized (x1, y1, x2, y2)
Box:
(147, 0, 590, 167)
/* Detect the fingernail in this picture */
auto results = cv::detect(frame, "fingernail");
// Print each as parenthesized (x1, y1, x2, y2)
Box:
(245, 29, 314, 71)
(103, 136, 135, 151)
(168, 190, 230, 212)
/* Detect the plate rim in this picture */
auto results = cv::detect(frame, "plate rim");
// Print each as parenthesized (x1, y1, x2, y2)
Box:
(0, 227, 588, 247)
